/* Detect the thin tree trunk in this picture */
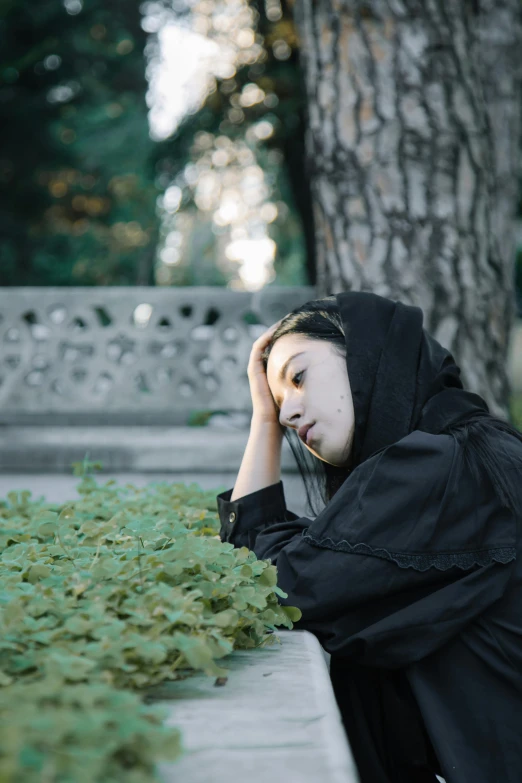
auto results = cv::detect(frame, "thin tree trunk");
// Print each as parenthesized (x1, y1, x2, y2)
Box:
(293, 0, 521, 416)
(136, 245, 157, 286)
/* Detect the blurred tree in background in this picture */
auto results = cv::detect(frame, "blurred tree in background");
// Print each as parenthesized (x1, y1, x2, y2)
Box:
(0, 0, 313, 289)
(0, 0, 520, 300)
(146, 0, 313, 289)
(0, 0, 158, 286)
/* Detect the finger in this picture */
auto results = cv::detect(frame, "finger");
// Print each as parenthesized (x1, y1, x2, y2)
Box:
(254, 319, 284, 345)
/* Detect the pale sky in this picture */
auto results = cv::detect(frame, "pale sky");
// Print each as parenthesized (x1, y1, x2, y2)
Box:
(146, 22, 221, 141)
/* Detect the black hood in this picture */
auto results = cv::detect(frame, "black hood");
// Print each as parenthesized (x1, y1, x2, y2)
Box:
(335, 291, 490, 467)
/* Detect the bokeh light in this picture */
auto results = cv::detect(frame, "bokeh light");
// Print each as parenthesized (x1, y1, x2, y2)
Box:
(144, 0, 283, 291)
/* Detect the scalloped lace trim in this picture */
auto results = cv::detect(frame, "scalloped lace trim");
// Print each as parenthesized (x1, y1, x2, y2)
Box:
(301, 533, 516, 571)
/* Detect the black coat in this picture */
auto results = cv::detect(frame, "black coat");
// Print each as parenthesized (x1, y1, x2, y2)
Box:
(217, 426, 521, 783)
(217, 292, 522, 783)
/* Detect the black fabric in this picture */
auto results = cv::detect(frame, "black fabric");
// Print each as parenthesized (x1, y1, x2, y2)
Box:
(329, 659, 443, 783)
(335, 291, 490, 466)
(218, 432, 516, 665)
(216, 291, 522, 783)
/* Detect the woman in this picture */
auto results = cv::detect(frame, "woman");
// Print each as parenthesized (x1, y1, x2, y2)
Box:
(217, 291, 522, 783)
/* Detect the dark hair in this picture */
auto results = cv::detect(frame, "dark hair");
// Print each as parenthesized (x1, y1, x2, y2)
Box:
(261, 296, 522, 519)
(261, 296, 350, 517)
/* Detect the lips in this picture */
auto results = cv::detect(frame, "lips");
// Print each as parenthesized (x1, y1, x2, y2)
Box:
(298, 423, 315, 444)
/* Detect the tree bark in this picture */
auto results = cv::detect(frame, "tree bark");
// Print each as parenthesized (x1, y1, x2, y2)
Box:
(293, 0, 521, 415)
(474, 0, 521, 283)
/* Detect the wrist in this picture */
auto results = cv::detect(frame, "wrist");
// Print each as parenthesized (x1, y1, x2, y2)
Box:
(250, 416, 284, 436)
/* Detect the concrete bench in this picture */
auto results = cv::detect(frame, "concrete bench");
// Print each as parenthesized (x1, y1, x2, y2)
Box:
(156, 630, 359, 783)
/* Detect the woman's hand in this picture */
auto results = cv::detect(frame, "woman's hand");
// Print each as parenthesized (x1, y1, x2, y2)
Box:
(247, 319, 284, 426)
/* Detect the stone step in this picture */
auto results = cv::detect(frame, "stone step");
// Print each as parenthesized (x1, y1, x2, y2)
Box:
(0, 425, 300, 474)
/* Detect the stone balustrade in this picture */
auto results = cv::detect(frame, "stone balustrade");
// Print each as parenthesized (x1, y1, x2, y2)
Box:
(0, 286, 315, 425)
(0, 286, 318, 515)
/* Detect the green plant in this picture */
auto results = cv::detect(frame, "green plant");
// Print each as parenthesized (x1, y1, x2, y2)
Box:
(0, 459, 301, 781)
(510, 393, 522, 431)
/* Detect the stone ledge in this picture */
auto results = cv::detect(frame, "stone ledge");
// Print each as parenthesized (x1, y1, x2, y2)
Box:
(0, 426, 300, 473)
(156, 630, 358, 783)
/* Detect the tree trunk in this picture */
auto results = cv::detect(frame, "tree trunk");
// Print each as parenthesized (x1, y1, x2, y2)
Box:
(293, 0, 521, 416)
(136, 245, 157, 286)
(474, 0, 521, 283)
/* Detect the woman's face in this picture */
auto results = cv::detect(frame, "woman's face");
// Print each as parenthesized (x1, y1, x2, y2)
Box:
(266, 334, 355, 467)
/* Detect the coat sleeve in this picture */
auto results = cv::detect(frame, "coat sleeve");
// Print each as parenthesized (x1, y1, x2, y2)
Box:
(217, 430, 517, 668)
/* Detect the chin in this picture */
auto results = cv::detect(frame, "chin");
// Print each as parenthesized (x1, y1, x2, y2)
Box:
(314, 449, 340, 466)
(319, 446, 350, 467)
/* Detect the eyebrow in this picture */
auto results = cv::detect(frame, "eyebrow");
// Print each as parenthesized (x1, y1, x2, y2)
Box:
(274, 351, 306, 407)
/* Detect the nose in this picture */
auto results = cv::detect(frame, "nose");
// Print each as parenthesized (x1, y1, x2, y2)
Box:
(279, 398, 303, 430)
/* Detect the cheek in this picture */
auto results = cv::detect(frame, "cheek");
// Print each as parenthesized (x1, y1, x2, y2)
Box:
(325, 371, 349, 410)
(325, 385, 352, 430)
(308, 365, 351, 425)
(319, 396, 349, 435)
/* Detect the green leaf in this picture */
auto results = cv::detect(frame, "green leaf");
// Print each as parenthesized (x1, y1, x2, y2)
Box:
(0, 670, 13, 686)
(44, 652, 97, 682)
(281, 606, 302, 622)
(211, 609, 239, 628)
(173, 634, 214, 669)
(258, 565, 278, 587)
(26, 564, 51, 583)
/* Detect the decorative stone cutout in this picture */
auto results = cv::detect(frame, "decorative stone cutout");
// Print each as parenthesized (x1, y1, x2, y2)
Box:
(0, 287, 315, 422)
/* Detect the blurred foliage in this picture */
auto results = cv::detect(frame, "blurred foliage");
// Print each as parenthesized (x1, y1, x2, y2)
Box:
(0, 459, 301, 779)
(0, 0, 312, 288)
(0, 0, 518, 293)
(0, 0, 159, 285)
(152, 0, 315, 287)
(0, 681, 182, 783)
(510, 393, 522, 431)
(187, 409, 227, 426)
